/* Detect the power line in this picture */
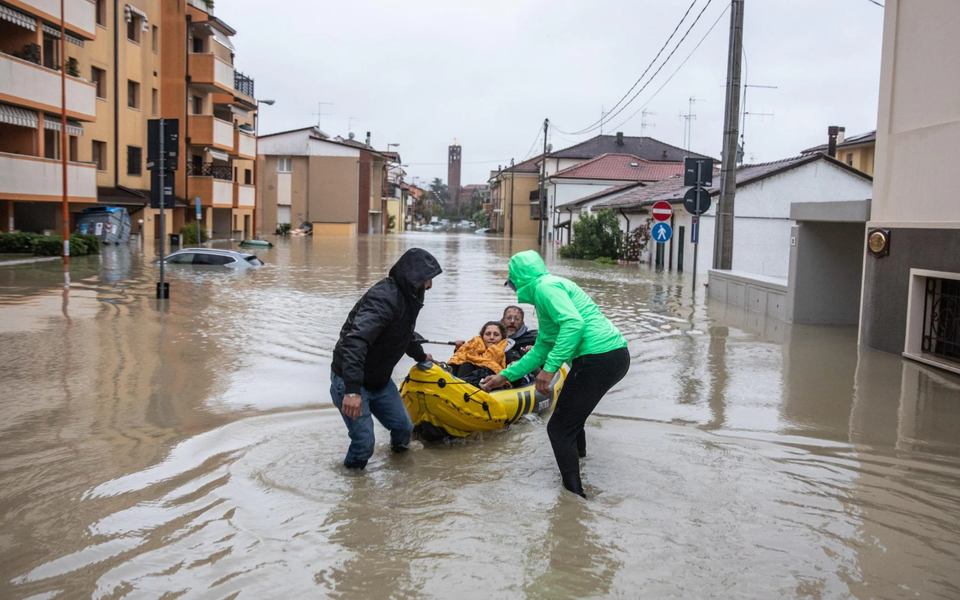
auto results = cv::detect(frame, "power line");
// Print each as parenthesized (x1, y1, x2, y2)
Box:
(563, 0, 716, 137)
(602, 3, 730, 134)
(864, 0, 884, 6)
(522, 124, 544, 161)
(406, 159, 511, 166)
(557, 0, 700, 136)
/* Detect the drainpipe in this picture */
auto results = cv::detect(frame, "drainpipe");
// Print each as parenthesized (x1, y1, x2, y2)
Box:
(619, 208, 631, 234)
(113, 0, 119, 191)
(185, 14, 192, 230)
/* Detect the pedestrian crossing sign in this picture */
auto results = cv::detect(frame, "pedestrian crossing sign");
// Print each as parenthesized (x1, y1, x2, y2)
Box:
(652, 222, 673, 243)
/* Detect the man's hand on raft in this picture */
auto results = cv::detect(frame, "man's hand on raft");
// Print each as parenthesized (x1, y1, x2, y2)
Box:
(535, 370, 556, 396)
(480, 374, 507, 392)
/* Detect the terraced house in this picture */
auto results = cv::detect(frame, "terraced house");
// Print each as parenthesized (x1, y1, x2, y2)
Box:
(0, 0, 260, 242)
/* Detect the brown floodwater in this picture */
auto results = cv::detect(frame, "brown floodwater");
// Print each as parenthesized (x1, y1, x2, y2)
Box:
(1, 233, 959, 599)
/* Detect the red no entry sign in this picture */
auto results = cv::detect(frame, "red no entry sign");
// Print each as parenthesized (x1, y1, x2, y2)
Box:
(652, 201, 673, 222)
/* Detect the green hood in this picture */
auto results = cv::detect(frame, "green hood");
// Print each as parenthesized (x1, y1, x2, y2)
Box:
(507, 250, 548, 304)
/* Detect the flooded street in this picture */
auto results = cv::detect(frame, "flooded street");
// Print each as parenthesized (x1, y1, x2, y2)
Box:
(2, 233, 960, 599)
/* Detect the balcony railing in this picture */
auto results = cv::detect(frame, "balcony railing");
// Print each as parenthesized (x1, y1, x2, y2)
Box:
(187, 162, 232, 180)
(234, 71, 254, 98)
(0, 52, 96, 120)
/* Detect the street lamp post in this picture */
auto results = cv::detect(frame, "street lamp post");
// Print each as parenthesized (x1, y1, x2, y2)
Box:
(252, 99, 275, 239)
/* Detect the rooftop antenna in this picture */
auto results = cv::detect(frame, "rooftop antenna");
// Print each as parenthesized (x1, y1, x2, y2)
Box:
(679, 96, 701, 151)
(311, 101, 334, 130)
(348, 116, 358, 135)
(599, 105, 612, 136)
(640, 109, 656, 142)
(740, 85, 776, 165)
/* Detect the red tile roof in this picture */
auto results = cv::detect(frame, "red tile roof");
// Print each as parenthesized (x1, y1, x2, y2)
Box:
(596, 152, 872, 210)
(551, 153, 685, 182)
(556, 181, 644, 211)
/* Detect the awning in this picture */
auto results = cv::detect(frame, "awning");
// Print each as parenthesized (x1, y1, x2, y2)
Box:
(209, 26, 235, 52)
(230, 106, 251, 118)
(42, 24, 85, 47)
(124, 4, 149, 30)
(0, 103, 38, 129)
(44, 116, 84, 136)
(0, 4, 36, 31)
(206, 147, 229, 162)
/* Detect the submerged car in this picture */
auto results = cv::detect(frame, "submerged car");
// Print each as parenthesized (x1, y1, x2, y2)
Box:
(155, 248, 264, 268)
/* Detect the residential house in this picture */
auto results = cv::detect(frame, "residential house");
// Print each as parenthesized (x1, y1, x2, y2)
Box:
(551, 153, 686, 242)
(336, 132, 388, 234)
(861, 0, 960, 375)
(537, 132, 712, 240)
(487, 154, 542, 237)
(595, 152, 874, 278)
(802, 126, 876, 176)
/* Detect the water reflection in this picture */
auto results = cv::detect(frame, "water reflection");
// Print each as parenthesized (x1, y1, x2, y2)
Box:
(1, 235, 960, 598)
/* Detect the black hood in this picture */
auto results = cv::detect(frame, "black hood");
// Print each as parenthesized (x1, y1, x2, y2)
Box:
(389, 248, 442, 302)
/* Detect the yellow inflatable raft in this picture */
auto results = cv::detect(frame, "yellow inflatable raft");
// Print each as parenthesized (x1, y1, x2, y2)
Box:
(400, 363, 568, 441)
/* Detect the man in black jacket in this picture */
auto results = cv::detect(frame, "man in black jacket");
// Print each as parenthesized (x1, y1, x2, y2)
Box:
(501, 305, 540, 386)
(330, 248, 442, 469)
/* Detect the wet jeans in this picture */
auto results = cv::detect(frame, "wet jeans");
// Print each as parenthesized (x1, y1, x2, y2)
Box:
(330, 371, 413, 469)
(547, 347, 631, 497)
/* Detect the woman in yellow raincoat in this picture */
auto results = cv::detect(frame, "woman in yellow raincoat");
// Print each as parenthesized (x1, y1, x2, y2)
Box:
(447, 321, 510, 384)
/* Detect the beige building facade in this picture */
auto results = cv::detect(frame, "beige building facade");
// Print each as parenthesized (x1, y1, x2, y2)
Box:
(488, 155, 542, 238)
(860, 0, 960, 374)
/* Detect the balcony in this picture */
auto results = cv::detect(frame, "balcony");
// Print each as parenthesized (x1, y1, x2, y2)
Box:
(234, 129, 255, 159)
(188, 53, 234, 94)
(187, 0, 213, 16)
(17, 0, 96, 39)
(0, 152, 96, 201)
(188, 115, 234, 151)
(234, 71, 254, 100)
(234, 183, 255, 208)
(187, 162, 233, 207)
(0, 53, 96, 120)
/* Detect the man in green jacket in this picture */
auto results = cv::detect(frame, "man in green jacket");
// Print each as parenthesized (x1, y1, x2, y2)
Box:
(481, 250, 630, 498)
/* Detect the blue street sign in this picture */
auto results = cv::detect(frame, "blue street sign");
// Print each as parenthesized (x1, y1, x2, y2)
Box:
(195, 197, 202, 218)
(652, 222, 673, 243)
(691, 216, 699, 244)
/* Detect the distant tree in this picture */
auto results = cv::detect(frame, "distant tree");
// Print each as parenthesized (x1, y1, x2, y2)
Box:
(432, 203, 445, 219)
(429, 178, 449, 203)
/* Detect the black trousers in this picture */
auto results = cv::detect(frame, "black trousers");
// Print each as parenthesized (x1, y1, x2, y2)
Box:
(547, 347, 631, 496)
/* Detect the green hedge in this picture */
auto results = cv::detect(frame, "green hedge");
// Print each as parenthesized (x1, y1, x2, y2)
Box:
(179, 223, 209, 245)
(0, 232, 100, 257)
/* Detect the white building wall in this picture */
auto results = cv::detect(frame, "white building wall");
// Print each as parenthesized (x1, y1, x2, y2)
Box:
(258, 131, 360, 158)
(624, 159, 872, 277)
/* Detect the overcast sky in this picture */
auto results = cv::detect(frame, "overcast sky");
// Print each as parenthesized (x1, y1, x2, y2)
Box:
(222, 0, 885, 186)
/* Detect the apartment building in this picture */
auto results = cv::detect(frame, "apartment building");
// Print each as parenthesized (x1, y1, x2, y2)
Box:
(161, 0, 257, 240)
(860, 0, 960, 375)
(0, 0, 258, 241)
(0, 0, 98, 234)
(487, 155, 542, 237)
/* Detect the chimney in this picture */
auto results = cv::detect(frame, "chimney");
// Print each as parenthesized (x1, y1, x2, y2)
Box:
(616, 131, 624, 146)
(837, 127, 846, 145)
(365, 131, 371, 147)
(826, 126, 845, 158)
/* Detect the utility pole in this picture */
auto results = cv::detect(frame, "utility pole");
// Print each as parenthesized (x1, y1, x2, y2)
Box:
(537, 119, 549, 247)
(713, 0, 744, 270)
(509, 158, 515, 238)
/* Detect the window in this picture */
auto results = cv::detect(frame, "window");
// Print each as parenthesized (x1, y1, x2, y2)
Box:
(151, 88, 158, 115)
(277, 157, 291, 173)
(96, 0, 106, 26)
(152, 25, 158, 52)
(92, 140, 107, 171)
(69, 136, 79, 161)
(192, 36, 203, 53)
(529, 202, 541, 220)
(91, 67, 106, 99)
(127, 80, 140, 109)
(42, 36, 57, 69)
(922, 278, 960, 364)
(166, 252, 195, 264)
(846, 153, 854, 167)
(244, 169, 252, 185)
(192, 95, 203, 115)
(193, 253, 234, 266)
(233, 166, 238, 181)
(127, 16, 141, 43)
(127, 146, 142, 175)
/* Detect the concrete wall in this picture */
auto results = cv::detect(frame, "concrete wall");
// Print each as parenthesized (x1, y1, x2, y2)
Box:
(707, 270, 789, 321)
(872, 0, 960, 224)
(787, 222, 866, 325)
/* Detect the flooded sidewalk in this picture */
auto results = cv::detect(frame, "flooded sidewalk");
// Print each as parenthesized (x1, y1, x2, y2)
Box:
(1, 234, 959, 598)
